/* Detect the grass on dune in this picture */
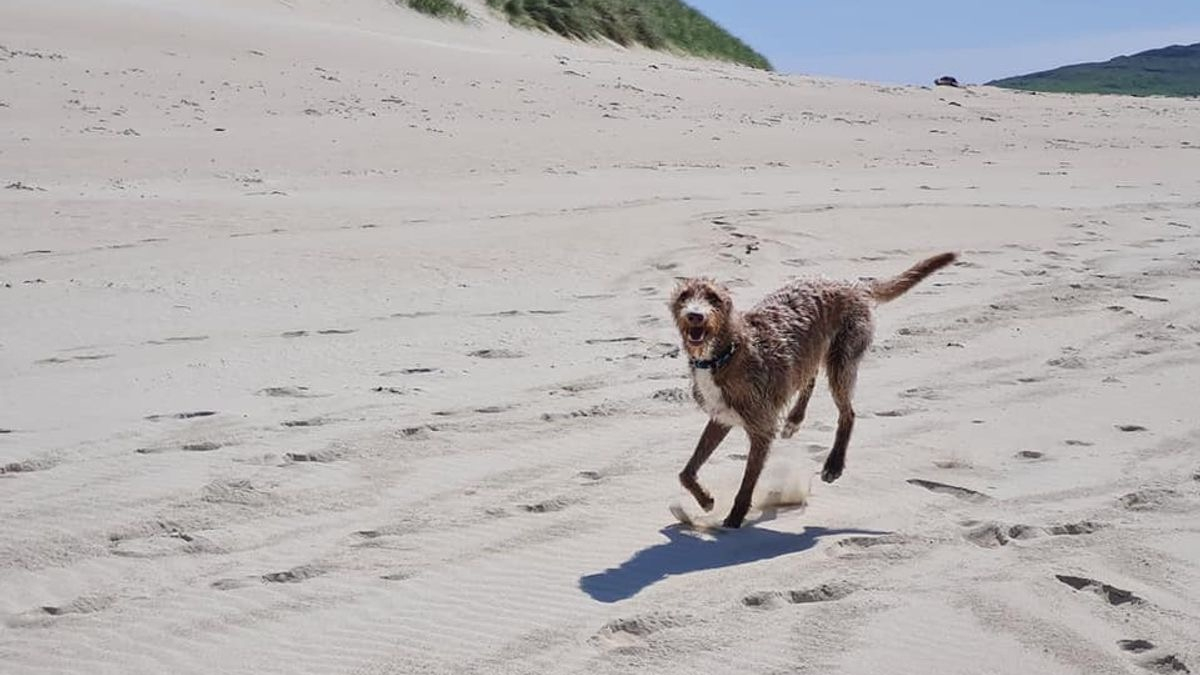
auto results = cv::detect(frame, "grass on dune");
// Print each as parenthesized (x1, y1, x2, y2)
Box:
(400, 0, 471, 22)
(486, 0, 772, 70)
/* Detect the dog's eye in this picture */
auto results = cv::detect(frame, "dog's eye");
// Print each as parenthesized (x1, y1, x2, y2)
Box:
(704, 291, 722, 305)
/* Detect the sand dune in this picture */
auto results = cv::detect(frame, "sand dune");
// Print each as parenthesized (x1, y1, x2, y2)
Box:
(2, 1, 1199, 673)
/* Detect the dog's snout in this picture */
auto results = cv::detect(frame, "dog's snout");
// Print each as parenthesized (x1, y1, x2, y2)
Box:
(685, 312, 705, 325)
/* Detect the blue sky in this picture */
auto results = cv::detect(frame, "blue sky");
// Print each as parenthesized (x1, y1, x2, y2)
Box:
(686, 0, 1200, 84)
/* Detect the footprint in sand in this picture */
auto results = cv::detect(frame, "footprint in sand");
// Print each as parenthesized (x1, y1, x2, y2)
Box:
(257, 386, 324, 398)
(1138, 655, 1190, 673)
(378, 367, 440, 376)
(963, 522, 1012, 548)
(782, 258, 815, 268)
(742, 582, 855, 608)
(210, 578, 254, 591)
(399, 425, 438, 440)
(1118, 640, 1156, 654)
(181, 441, 223, 452)
(39, 595, 117, 617)
(900, 386, 945, 400)
(261, 564, 328, 584)
(211, 564, 328, 590)
(201, 479, 271, 506)
(37, 353, 114, 365)
(1047, 355, 1087, 369)
(283, 328, 357, 337)
(473, 405, 512, 414)
(1047, 521, 1103, 535)
(584, 336, 639, 345)
(1119, 489, 1179, 511)
(146, 335, 209, 345)
(541, 403, 623, 422)
(907, 478, 990, 502)
(281, 417, 333, 428)
(1132, 293, 1169, 303)
(874, 408, 919, 418)
(285, 449, 341, 463)
(591, 613, 691, 651)
(1, 456, 58, 475)
(963, 519, 1102, 548)
(933, 459, 970, 469)
(1055, 574, 1144, 606)
(380, 571, 416, 582)
(136, 441, 225, 454)
(145, 410, 216, 421)
(520, 496, 578, 513)
(469, 348, 525, 359)
(641, 384, 684, 402)
(1006, 524, 1042, 540)
(828, 534, 920, 561)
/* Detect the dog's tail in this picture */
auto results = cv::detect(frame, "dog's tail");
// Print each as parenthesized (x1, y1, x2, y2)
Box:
(869, 252, 958, 303)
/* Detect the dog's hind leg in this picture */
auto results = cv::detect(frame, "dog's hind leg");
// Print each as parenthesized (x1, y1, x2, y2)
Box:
(822, 323, 871, 483)
(723, 431, 772, 528)
(822, 382, 855, 483)
(781, 376, 816, 439)
(679, 419, 731, 511)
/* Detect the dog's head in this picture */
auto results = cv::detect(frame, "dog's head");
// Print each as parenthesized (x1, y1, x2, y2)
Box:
(669, 278, 733, 358)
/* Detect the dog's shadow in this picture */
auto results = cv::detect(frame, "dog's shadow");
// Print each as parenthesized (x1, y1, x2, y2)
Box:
(578, 523, 887, 603)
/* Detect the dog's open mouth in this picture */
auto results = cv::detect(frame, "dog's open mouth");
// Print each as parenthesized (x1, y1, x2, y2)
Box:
(686, 327, 707, 344)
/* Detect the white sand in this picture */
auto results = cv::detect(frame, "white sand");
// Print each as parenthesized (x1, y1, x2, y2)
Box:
(3, 1, 1199, 672)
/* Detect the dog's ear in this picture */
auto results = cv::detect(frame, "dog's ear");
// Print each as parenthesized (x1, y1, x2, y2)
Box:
(668, 278, 691, 308)
(704, 279, 733, 313)
(716, 284, 733, 313)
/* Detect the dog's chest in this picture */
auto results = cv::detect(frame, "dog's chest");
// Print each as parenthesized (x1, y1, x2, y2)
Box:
(692, 369, 745, 428)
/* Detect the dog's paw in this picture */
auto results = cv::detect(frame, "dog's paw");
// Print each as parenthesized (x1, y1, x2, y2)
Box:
(821, 465, 843, 483)
(780, 422, 799, 439)
(721, 514, 745, 529)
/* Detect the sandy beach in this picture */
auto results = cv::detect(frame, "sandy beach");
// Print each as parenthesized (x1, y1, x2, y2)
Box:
(2, 1, 1199, 673)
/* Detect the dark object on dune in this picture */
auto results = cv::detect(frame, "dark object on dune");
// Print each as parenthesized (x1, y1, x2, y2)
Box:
(935, 75, 960, 87)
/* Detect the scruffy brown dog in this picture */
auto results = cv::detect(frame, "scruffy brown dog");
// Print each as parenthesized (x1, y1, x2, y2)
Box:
(669, 252, 957, 528)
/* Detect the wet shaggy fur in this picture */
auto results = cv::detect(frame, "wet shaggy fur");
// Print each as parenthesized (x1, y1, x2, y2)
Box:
(670, 252, 957, 528)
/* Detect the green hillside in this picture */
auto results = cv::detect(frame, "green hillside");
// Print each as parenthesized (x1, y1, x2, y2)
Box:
(486, 0, 771, 70)
(988, 43, 1200, 97)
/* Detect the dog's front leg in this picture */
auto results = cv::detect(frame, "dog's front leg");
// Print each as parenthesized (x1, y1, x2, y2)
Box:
(723, 432, 772, 528)
(679, 419, 731, 511)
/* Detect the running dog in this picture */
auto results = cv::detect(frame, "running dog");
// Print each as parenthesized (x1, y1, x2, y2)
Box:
(669, 252, 957, 528)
